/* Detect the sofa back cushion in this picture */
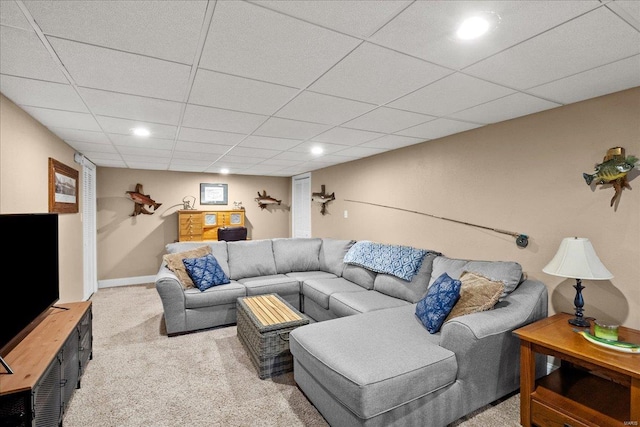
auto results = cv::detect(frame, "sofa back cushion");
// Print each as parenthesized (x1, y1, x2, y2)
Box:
(429, 256, 523, 299)
(342, 264, 376, 290)
(273, 238, 322, 273)
(227, 239, 277, 280)
(374, 253, 438, 303)
(319, 238, 355, 276)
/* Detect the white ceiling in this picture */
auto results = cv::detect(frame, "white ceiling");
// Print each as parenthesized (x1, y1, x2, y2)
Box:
(1, 1, 639, 177)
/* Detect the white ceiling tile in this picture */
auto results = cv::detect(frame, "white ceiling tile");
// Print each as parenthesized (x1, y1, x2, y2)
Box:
(86, 158, 127, 168)
(65, 141, 117, 154)
(389, 73, 516, 116)
(311, 127, 384, 145)
(242, 164, 286, 174)
(527, 55, 640, 104)
(239, 135, 301, 151)
(396, 118, 483, 140)
(178, 127, 245, 146)
(607, 1, 640, 30)
(360, 134, 425, 149)
(276, 91, 374, 125)
(126, 160, 171, 170)
(118, 146, 171, 157)
(172, 151, 220, 161)
(0, 75, 88, 112)
(189, 69, 299, 115)
(78, 88, 183, 124)
(82, 152, 123, 161)
(96, 116, 177, 139)
(169, 158, 215, 168)
(174, 140, 232, 154)
(21, 106, 101, 131)
(49, 127, 111, 144)
(200, 0, 360, 87)
(272, 151, 316, 162)
(371, 1, 601, 69)
(182, 104, 267, 133)
(255, 0, 412, 38)
(0, 26, 67, 83)
(289, 141, 352, 155)
(310, 154, 357, 163)
(169, 164, 207, 172)
(333, 146, 386, 158)
(108, 134, 175, 150)
(49, 37, 191, 101)
(342, 107, 433, 133)
(253, 117, 331, 140)
(215, 155, 264, 166)
(0, 1, 32, 29)
(225, 146, 282, 159)
(24, 0, 207, 64)
(309, 42, 452, 104)
(464, 7, 640, 90)
(258, 158, 301, 167)
(447, 93, 561, 124)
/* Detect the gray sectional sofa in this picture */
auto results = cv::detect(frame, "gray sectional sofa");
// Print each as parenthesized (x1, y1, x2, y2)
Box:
(154, 237, 548, 427)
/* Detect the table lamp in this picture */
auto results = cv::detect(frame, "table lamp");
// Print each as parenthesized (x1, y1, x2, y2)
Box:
(543, 237, 613, 327)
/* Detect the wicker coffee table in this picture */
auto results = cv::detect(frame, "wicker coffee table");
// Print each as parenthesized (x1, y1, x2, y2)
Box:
(236, 294, 309, 379)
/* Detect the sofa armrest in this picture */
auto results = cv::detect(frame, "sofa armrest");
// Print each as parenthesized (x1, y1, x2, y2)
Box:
(439, 279, 548, 413)
(155, 264, 187, 335)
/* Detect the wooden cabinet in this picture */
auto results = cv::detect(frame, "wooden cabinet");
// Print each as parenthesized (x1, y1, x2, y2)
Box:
(0, 302, 92, 427)
(514, 313, 639, 427)
(178, 209, 245, 241)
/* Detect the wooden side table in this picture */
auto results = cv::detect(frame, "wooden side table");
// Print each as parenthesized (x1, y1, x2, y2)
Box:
(514, 313, 639, 427)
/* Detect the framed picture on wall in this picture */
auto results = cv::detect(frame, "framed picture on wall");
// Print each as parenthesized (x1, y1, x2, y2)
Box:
(200, 183, 228, 205)
(49, 157, 79, 213)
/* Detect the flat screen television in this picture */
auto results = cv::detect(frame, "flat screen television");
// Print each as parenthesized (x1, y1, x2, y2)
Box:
(0, 213, 59, 358)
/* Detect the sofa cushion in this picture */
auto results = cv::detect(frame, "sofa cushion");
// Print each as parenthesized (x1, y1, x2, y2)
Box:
(182, 253, 230, 291)
(273, 238, 322, 273)
(166, 241, 229, 276)
(227, 239, 277, 280)
(184, 281, 246, 309)
(429, 256, 523, 299)
(289, 304, 457, 419)
(302, 277, 367, 310)
(319, 238, 355, 276)
(445, 271, 504, 322)
(239, 274, 300, 296)
(416, 273, 461, 334)
(329, 290, 409, 317)
(163, 245, 212, 289)
(373, 253, 438, 303)
(342, 264, 376, 290)
(285, 271, 337, 282)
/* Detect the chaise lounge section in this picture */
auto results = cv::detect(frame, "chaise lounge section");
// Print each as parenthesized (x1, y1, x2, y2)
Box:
(154, 237, 548, 426)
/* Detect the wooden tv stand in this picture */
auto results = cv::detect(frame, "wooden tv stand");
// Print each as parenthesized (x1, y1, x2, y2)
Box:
(0, 301, 92, 426)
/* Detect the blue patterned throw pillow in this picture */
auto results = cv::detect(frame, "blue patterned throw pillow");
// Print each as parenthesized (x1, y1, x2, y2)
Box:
(416, 273, 461, 334)
(183, 253, 230, 291)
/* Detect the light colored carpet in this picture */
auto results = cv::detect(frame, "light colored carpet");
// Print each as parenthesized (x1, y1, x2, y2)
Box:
(63, 284, 522, 427)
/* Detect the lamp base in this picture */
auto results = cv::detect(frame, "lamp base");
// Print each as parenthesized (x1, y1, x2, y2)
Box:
(568, 316, 591, 328)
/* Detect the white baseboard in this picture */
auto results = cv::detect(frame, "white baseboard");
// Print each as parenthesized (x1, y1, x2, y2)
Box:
(98, 275, 156, 289)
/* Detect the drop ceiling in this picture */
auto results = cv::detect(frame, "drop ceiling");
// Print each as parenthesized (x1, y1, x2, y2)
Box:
(1, 0, 638, 177)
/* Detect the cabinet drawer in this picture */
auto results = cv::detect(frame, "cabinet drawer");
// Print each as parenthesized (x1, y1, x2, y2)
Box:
(532, 400, 591, 427)
(180, 216, 202, 225)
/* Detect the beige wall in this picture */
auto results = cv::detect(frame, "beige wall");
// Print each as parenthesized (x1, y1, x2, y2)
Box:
(96, 168, 290, 281)
(0, 94, 84, 303)
(310, 87, 640, 329)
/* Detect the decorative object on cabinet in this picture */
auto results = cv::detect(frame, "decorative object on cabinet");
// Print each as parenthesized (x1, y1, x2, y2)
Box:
(48, 157, 79, 213)
(344, 199, 529, 248)
(178, 209, 245, 241)
(200, 183, 228, 205)
(312, 185, 335, 215)
(126, 183, 162, 216)
(233, 201, 244, 210)
(255, 190, 281, 210)
(583, 146, 638, 207)
(182, 195, 196, 210)
(543, 237, 613, 327)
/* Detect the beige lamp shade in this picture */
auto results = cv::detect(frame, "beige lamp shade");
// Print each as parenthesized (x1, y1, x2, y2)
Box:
(543, 237, 613, 280)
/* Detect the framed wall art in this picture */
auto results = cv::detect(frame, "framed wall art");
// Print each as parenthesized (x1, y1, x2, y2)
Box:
(49, 157, 79, 213)
(200, 183, 228, 205)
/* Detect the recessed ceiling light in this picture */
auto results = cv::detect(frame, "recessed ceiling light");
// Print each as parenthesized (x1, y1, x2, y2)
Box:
(131, 127, 150, 137)
(456, 12, 500, 40)
(311, 146, 324, 155)
(220, 168, 230, 174)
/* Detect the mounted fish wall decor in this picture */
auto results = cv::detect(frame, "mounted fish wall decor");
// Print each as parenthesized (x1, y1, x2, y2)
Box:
(583, 146, 638, 207)
(126, 183, 162, 216)
(312, 185, 335, 215)
(255, 190, 281, 210)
